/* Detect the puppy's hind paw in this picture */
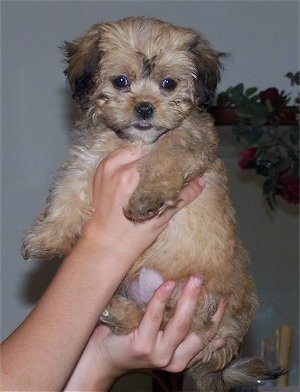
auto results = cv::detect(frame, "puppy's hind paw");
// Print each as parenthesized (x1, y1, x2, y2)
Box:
(100, 296, 143, 334)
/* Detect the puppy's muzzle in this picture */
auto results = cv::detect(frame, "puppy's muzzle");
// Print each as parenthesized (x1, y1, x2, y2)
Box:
(135, 102, 154, 120)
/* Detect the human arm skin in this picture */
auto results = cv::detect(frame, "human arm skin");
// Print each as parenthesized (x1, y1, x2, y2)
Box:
(1, 147, 205, 391)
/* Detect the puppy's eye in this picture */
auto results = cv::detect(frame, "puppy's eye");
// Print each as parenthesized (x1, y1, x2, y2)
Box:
(161, 78, 177, 91)
(113, 75, 130, 89)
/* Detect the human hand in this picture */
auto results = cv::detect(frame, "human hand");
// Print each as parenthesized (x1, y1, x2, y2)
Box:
(95, 277, 226, 373)
(66, 277, 227, 391)
(83, 147, 206, 264)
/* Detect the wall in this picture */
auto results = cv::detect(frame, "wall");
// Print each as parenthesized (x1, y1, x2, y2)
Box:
(1, 0, 299, 387)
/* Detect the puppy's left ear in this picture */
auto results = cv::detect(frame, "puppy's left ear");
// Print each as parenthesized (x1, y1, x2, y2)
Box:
(63, 25, 101, 108)
(189, 37, 223, 107)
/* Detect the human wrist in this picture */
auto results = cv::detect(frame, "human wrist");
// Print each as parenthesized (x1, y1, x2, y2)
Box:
(81, 217, 148, 267)
(64, 334, 124, 391)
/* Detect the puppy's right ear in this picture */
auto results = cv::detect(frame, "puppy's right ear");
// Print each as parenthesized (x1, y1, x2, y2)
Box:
(63, 26, 101, 108)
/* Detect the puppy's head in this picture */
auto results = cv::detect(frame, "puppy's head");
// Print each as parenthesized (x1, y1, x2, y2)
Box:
(64, 17, 221, 143)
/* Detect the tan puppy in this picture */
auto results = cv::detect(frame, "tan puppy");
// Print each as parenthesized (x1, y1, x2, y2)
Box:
(21, 17, 283, 391)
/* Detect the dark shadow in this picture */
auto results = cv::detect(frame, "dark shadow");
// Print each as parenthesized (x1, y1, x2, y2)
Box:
(58, 86, 79, 133)
(19, 87, 75, 305)
(20, 258, 62, 304)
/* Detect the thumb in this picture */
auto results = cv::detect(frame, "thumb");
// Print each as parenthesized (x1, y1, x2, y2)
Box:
(178, 177, 206, 206)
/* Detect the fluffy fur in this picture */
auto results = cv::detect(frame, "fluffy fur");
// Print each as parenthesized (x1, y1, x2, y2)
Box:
(21, 17, 284, 391)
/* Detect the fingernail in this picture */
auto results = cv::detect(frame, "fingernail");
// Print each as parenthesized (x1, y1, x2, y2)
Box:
(192, 276, 204, 288)
(164, 281, 176, 292)
(197, 177, 206, 188)
(221, 297, 229, 305)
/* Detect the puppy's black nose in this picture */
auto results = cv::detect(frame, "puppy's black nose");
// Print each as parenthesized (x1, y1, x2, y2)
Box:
(135, 102, 154, 120)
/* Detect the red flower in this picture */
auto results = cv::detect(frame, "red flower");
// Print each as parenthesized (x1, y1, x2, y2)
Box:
(277, 171, 300, 204)
(259, 87, 280, 105)
(238, 147, 258, 169)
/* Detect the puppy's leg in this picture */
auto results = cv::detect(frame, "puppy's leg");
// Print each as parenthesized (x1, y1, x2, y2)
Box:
(124, 109, 218, 221)
(21, 163, 95, 260)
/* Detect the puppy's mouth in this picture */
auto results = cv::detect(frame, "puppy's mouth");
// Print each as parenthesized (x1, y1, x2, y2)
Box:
(134, 120, 154, 131)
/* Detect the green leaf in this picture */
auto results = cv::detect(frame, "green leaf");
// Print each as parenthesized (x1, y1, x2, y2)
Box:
(245, 127, 263, 145)
(234, 83, 245, 93)
(263, 179, 277, 210)
(216, 92, 231, 106)
(245, 87, 258, 97)
(277, 158, 291, 172)
(235, 107, 253, 118)
(266, 192, 277, 210)
(294, 71, 300, 85)
(285, 71, 300, 86)
(291, 161, 300, 178)
(250, 94, 260, 102)
(251, 117, 268, 128)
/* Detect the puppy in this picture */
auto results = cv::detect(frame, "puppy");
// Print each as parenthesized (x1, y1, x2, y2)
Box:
(21, 17, 283, 391)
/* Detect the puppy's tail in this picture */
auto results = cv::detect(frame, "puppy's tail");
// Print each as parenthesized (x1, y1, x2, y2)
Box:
(191, 357, 286, 392)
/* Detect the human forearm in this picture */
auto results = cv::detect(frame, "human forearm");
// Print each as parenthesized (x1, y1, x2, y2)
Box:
(1, 236, 132, 391)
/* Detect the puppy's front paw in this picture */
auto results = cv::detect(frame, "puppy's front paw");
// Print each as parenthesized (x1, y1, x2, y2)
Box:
(124, 189, 180, 222)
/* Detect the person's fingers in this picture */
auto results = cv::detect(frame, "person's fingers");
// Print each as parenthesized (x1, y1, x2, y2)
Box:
(160, 276, 203, 353)
(160, 177, 206, 223)
(136, 281, 176, 346)
(212, 337, 227, 351)
(95, 288, 227, 374)
(99, 146, 143, 168)
(163, 332, 205, 372)
(92, 147, 143, 209)
(204, 297, 228, 343)
(184, 336, 227, 369)
(178, 177, 206, 205)
(163, 296, 228, 371)
(186, 297, 228, 367)
(93, 147, 141, 188)
(212, 297, 228, 325)
(136, 277, 202, 370)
